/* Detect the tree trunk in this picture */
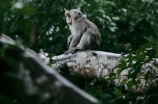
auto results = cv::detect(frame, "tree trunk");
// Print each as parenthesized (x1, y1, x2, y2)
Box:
(52, 51, 158, 92)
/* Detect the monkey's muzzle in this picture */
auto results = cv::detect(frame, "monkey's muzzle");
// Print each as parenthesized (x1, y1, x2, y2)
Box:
(65, 11, 72, 25)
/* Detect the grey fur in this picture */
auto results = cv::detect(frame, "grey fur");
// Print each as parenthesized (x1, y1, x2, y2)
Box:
(65, 9, 101, 54)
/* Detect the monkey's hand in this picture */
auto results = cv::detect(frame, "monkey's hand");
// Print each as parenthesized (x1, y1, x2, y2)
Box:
(67, 35, 74, 46)
(64, 47, 76, 55)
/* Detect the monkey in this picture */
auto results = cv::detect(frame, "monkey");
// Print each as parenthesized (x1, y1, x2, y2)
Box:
(64, 9, 101, 55)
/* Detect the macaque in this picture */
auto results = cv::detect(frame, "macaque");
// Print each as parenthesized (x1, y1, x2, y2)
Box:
(64, 9, 101, 54)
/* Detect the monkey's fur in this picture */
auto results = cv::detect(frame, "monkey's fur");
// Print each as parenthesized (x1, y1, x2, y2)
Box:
(64, 9, 101, 54)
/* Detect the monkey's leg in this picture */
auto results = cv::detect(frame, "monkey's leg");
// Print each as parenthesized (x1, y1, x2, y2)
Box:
(77, 31, 97, 50)
(64, 33, 82, 54)
(64, 31, 96, 55)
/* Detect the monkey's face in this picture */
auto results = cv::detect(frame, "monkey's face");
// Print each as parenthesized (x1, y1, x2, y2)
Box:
(65, 9, 83, 25)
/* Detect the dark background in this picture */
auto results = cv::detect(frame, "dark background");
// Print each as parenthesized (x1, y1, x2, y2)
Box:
(1, 0, 158, 55)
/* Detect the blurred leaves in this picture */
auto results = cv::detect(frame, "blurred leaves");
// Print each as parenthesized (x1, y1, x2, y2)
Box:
(1, 0, 158, 55)
(111, 41, 158, 103)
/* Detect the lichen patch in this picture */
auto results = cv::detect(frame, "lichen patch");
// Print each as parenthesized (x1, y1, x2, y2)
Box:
(102, 69, 108, 77)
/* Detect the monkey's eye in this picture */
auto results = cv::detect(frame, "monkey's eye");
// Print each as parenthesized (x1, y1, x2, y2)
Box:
(78, 13, 82, 17)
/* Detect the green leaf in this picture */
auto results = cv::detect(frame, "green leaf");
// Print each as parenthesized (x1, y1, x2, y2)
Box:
(127, 81, 133, 89)
(142, 97, 149, 104)
(109, 73, 116, 78)
(123, 43, 132, 51)
(120, 79, 128, 86)
(133, 55, 145, 62)
(90, 79, 97, 85)
(129, 101, 132, 104)
(97, 84, 102, 90)
(128, 71, 138, 79)
(100, 93, 111, 98)
(111, 98, 118, 103)
(145, 70, 152, 80)
(114, 87, 122, 97)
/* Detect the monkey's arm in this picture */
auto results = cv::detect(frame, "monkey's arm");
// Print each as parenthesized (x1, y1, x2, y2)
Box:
(69, 32, 82, 50)
(64, 32, 82, 55)
(67, 35, 74, 46)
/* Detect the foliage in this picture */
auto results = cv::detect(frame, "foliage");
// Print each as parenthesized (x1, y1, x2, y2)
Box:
(1, 0, 158, 104)
(1, 0, 158, 55)
(109, 42, 158, 104)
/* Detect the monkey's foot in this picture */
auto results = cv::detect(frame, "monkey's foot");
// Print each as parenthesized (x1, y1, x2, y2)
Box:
(64, 48, 76, 55)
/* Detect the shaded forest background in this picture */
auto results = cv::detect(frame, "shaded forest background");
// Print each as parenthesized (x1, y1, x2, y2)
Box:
(1, 0, 158, 55)
(0, 0, 158, 104)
